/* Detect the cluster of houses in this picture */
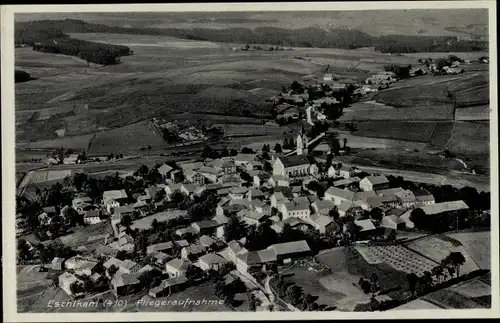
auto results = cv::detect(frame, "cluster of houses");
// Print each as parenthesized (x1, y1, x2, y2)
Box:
(26, 133, 471, 302)
(152, 118, 207, 142)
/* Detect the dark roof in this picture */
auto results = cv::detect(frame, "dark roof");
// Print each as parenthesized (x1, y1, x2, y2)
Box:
(193, 220, 220, 229)
(274, 186, 294, 199)
(280, 155, 311, 167)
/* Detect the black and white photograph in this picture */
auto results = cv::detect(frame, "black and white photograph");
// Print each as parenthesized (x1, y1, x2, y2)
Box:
(2, 2, 498, 321)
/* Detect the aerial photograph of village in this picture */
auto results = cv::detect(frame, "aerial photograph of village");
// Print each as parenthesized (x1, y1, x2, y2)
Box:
(13, 7, 492, 314)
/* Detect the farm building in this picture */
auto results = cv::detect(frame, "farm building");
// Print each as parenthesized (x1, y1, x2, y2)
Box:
(381, 214, 406, 230)
(63, 154, 80, 165)
(412, 188, 435, 206)
(51, 257, 66, 271)
(359, 175, 389, 191)
(267, 240, 312, 264)
(191, 219, 222, 235)
(281, 197, 311, 220)
(354, 219, 377, 239)
(324, 186, 355, 205)
(149, 276, 188, 298)
(158, 164, 174, 176)
(311, 199, 335, 216)
(400, 200, 469, 228)
(308, 214, 335, 234)
(181, 244, 207, 260)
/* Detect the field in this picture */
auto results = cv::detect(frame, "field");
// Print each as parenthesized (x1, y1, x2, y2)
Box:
(444, 231, 490, 270)
(354, 245, 438, 276)
(88, 120, 170, 155)
(353, 121, 440, 143)
(454, 105, 490, 121)
(340, 103, 455, 121)
(405, 235, 480, 276)
(58, 221, 114, 248)
(422, 274, 491, 309)
(311, 247, 409, 311)
(18, 169, 76, 188)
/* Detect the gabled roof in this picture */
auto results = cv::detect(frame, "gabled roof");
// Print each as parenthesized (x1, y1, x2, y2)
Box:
(279, 155, 311, 168)
(230, 187, 249, 194)
(227, 240, 246, 254)
(325, 187, 355, 200)
(175, 240, 190, 247)
(158, 164, 174, 175)
(393, 189, 417, 203)
(147, 242, 174, 253)
(274, 186, 294, 198)
(84, 210, 100, 218)
(234, 153, 257, 163)
(199, 253, 229, 266)
(355, 219, 376, 231)
(248, 188, 264, 197)
(103, 189, 128, 201)
(312, 199, 334, 210)
(354, 190, 378, 201)
(199, 235, 216, 247)
(338, 200, 354, 213)
(167, 258, 191, 271)
(268, 240, 311, 255)
(112, 272, 141, 287)
(310, 214, 334, 227)
(383, 214, 405, 225)
(362, 175, 389, 186)
(182, 244, 206, 254)
(284, 200, 310, 212)
(238, 209, 266, 221)
(420, 200, 469, 215)
(198, 166, 219, 175)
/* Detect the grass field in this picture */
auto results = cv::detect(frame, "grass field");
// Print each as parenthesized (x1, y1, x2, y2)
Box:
(58, 221, 114, 248)
(353, 121, 440, 143)
(18, 169, 76, 188)
(405, 235, 480, 276)
(446, 121, 490, 155)
(340, 104, 454, 122)
(444, 231, 490, 270)
(454, 105, 490, 121)
(313, 247, 409, 311)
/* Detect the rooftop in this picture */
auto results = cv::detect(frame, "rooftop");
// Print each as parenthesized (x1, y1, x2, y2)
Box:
(279, 155, 311, 168)
(103, 189, 128, 201)
(268, 240, 311, 255)
(325, 187, 355, 200)
(420, 200, 469, 215)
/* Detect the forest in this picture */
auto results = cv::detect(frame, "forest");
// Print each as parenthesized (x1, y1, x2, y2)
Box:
(15, 19, 488, 53)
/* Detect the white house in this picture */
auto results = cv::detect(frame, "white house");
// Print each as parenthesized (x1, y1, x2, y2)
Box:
(324, 187, 355, 205)
(268, 175, 290, 187)
(281, 197, 310, 220)
(59, 272, 81, 295)
(83, 210, 101, 225)
(166, 258, 191, 277)
(273, 156, 311, 178)
(198, 253, 229, 272)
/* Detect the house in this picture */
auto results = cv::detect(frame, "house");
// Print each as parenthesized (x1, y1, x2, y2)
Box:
(51, 257, 66, 271)
(175, 240, 190, 248)
(191, 220, 221, 235)
(149, 276, 188, 298)
(199, 235, 216, 248)
(324, 187, 355, 205)
(253, 172, 271, 187)
(59, 272, 82, 295)
(111, 272, 142, 296)
(181, 244, 207, 260)
(311, 199, 335, 216)
(412, 188, 435, 206)
(63, 154, 80, 165)
(64, 256, 88, 270)
(149, 251, 170, 266)
(184, 169, 206, 186)
(75, 261, 98, 276)
(393, 189, 417, 208)
(147, 242, 174, 254)
(103, 257, 140, 276)
(199, 253, 230, 271)
(381, 214, 406, 230)
(273, 156, 311, 178)
(158, 164, 174, 177)
(227, 240, 248, 263)
(103, 190, 129, 213)
(281, 197, 311, 220)
(353, 190, 378, 202)
(166, 258, 191, 277)
(83, 210, 101, 225)
(72, 196, 92, 210)
(229, 187, 249, 200)
(181, 184, 205, 197)
(165, 183, 183, 196)
(268, 175, 290, 187)
(175, 227, 197, 238)
(234, 153, 257, 167)
(218, 174, 244, 187)
(400, 200, 469, 229)
(221, 162, 237, 175)
(270, 192, 291, 209)
(354, 219, 377, 239)
(108, 232, 135, 252)
(42, 206, 57, 217)
(198, 166, 220, 183)
(251, 199, 265, 214)
(169, 169, 183, 183)
(308, 214, 335, 234)
(246, 188, 265, 201)
(236, 251, 267, 274)
(359, 175, 389, 191)
(324, 73, 334, 81)
(237, 209, 267, 226)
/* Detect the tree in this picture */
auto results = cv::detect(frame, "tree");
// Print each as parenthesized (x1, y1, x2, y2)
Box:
(224, 215, 248, 242)
(248, 292, 257, 311)
(343, 138, 348, 149)
(241, 147, 254, 154)
(185, 264, 203, 280)
(444, 252, 466, 277)
(138, 165, 149, 177)
(230, 149, 238, 156)
(369, 207, 384, 222)
(17, 239, 31, 261)
(274, 143, 282, 153)
(410, 208, 428, 230)
(286, 284, 303, 305)
(262, 144, 270, 152)
(70, 281, 84, 295)
(120, 214, 133, 230)
(107, 264, 119, 277)
(263, 161, 273, 173)
(406, 273, 419, 296)
(431, 265, 444, 284)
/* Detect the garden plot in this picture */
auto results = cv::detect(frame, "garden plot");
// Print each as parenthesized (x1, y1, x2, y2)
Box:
(18, 169, 76, 188)
(445, 231, 490, 270)
(405, 236, 480, 275)
(354, 245, 438, 276)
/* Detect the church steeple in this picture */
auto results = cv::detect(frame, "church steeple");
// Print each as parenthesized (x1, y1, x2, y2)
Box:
(297, 124, 309, 156)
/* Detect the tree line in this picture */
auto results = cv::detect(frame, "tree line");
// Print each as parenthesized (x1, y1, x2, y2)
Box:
(31, 38, 131, 66)
(15, 19, 488, 53)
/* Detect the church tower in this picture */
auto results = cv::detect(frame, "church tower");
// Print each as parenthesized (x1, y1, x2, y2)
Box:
(296, 124, 308, 156)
